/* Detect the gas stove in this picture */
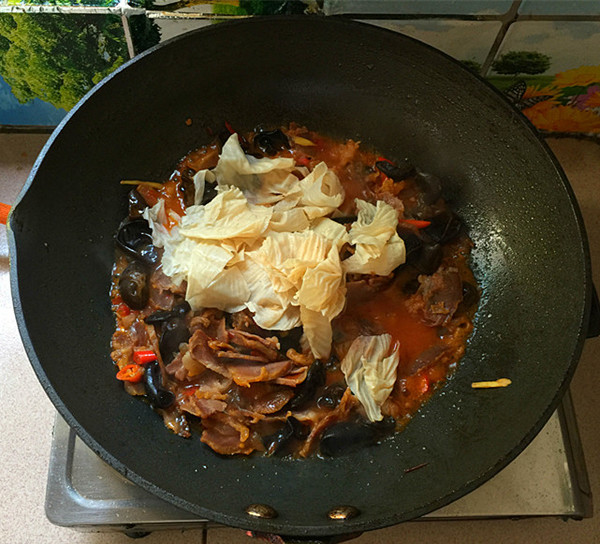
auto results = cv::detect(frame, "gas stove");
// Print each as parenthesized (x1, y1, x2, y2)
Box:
(45, 388, 592, 538)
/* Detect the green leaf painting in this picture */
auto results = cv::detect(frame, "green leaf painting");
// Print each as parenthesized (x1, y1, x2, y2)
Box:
(492, 50, 552, 76)
(0, 14, 127, 111)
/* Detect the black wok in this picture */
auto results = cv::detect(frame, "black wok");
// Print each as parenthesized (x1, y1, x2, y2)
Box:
(9, 16, 594, 539)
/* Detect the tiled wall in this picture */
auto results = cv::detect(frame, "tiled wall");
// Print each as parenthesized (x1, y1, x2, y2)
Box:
(1, 0, 599, 138)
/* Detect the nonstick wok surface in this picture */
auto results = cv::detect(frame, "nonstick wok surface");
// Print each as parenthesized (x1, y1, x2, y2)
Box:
(9, 17, 592, 537)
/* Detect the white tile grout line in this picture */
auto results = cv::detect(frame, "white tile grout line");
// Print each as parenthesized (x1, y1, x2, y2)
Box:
(480, 0, 522, 77)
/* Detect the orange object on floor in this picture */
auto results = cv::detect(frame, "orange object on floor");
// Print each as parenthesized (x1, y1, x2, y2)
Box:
(0, 202, 11, 225)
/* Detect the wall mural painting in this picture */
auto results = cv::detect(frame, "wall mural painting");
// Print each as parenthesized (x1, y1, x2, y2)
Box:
(0, 13, 130, 125)
(499, 63, 600, 137)
(0, 3, 598, 139)
(0, 12, 164, 126)
(376, 18, 600, 140)
(484, 25, 600, 139)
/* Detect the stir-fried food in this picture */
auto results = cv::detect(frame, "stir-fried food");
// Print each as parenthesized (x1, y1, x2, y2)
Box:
(110, 124, 479, 457)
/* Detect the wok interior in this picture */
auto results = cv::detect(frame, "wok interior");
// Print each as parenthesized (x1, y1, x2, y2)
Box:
(10, 18, 590, 535)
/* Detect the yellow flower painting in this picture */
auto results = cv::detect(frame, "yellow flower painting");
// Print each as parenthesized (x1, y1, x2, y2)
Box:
(493, 64, 600, 135)
(553, 65, 600, 89)
(524, 102, 600, 133)
(585, 91, 600, 109)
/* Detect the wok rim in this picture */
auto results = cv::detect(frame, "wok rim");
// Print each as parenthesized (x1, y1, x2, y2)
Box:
(8, 16, 593, 537)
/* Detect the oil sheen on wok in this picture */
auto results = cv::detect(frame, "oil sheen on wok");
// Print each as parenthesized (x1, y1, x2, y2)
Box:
(110, 124, 479, 458)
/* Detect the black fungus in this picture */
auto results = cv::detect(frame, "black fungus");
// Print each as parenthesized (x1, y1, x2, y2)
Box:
(201, 180, 218, 205)
(115, 218, 159, 266)
(145, 302, 191, 325)
(324, 352, 340, 372)
(179, 168, 196, 208)
(414, 169, 443, 205)
(288, 416, 310, 439)
(277, 327, 303, 356)
(119, 261, 149, 310)
(424, 210, 463, 244)
(264, 426, 292, 456)
(375, 159, 415, 182)
(286, 360, 326, 410)
(397, 227, 423, 257)
(264, 417, 309, 456)
(316, 383, 346, 409)
(410, 242, 442, 275)
(254, 129, 290, 156)
(127, 188, 147, 219)
(144, 361, 175, 409)
(159, 316, 190, 365)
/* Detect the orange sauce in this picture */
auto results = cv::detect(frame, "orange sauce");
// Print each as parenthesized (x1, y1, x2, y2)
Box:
(382, 301, 436, 366)
(342, 285, 439, 373)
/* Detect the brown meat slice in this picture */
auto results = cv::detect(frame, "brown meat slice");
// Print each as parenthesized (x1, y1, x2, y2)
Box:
(165, 352, 188, 381)
(377, 192, 405, 215)
(192, 369, 232, 398)
(406, 267, 463, 327)
(111, 319, 154, 369)
(200, 413, 264, 455)
(179, 396, 227, 418)
(215, 351, 271, 363)
(110, 330, 134, 368)
(132, 319, 151, 346)
(189, 329, 220, 366)
(188, 329, 292, 387)
(227, 330, 280, 361)
(230, 309, 261, 334)
(297, 388, 358, 457)
(236, 383, 294, 414)
(149, 268, 177, 309)
(285, 349, 314, 367)
(228, 360, 292, 387)
(189, 309, 227, 340)
(275, 366, 308, 386)
(151, 267, 186, 298)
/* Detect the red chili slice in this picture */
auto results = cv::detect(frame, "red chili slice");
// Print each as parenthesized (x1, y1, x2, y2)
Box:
(116, 364, 144, 383)
(399, 219, 432, 229)
(183, 386, 199, 397)
(133, 350, 157, 365)
(117, 304, 131, 317)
